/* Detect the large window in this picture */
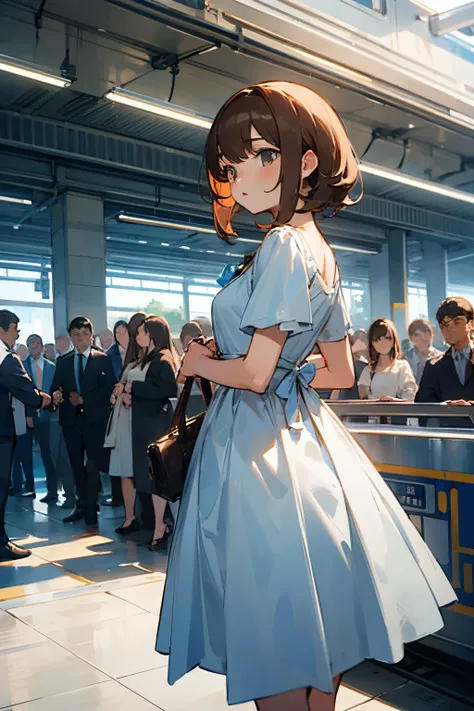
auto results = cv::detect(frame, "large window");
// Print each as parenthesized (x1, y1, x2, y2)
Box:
(346, 0, 386, 13)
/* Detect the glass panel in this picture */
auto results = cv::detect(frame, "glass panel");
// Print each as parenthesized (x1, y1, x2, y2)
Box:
(7, 269, 41, 280)
(0, 280, 53, 303)
(190, 294, 215, 321)
(106, 288, 184, 336)
(111, 277, 141, 288)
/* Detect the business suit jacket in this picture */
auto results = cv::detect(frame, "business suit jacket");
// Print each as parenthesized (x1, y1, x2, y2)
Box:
(107, 343, 123, 381)
(415, 347, 474, 427)
(51, 348, 116, 471)
(131, 352, 177, 494)
(23, 356, 56, 421)
(0, 343, 42, 437)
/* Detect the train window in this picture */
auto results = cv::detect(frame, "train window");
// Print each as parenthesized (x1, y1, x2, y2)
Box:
(349, 0, 387, 13)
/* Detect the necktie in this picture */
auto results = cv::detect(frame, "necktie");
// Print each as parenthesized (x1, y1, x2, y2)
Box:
(466, 353, 474, 384)
(35, 362, 43, 390)
(78, 353, 85, 393)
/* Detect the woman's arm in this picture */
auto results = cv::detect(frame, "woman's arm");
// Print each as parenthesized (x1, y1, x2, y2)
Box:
(187, 330, 354, 394)
(308, 338, 354, 391)
(398, 361, 417, 401)
(357, 364, 371, 400)
(191, 326, 288, 394)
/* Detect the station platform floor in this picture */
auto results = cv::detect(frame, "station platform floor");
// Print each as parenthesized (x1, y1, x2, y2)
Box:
(1, 471, 471, 711)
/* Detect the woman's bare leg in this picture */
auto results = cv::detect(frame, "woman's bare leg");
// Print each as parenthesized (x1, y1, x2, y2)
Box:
(121, 477, 136, 526)
(308, 675, 342, 711)
(254, 677, 342, 711)
(151, 493, 167, 540)
(254, 688, 311, 710)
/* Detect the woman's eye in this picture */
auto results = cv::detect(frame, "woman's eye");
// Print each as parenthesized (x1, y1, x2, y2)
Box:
(259, 149, 279, 167)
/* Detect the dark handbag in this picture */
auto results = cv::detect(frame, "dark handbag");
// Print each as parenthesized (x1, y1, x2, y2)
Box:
(147, 376, 213, 503)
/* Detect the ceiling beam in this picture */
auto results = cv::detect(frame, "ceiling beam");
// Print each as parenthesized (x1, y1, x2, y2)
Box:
(429, 3, 474, 36)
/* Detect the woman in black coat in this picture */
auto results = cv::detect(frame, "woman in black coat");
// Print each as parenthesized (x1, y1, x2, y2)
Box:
(113, 315, 178, 550)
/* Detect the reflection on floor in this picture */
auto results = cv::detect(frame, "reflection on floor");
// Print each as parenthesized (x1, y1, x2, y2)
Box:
(1, 485, 471, 709)
(1, 492, 168, 602)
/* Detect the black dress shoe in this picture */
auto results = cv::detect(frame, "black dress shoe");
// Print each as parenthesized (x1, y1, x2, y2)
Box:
(63, 508, 85, 523)
(60, 499, 76, 509)
(40, 494, 58, 504)
(115, 519, 140, 535)
(20, 491, 36, 498)
(148, 530, 169, 552)
(0, 540, 32, 561)
(84, 514, 98, 527)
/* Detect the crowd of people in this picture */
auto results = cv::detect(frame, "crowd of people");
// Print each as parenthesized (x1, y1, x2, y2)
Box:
(0, 292, 473, 562)
(331, 296, 474, 424)
(0, 308, 213, 561)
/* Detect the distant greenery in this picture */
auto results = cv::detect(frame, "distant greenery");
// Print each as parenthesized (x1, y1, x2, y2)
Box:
(145, 298, 184, 335)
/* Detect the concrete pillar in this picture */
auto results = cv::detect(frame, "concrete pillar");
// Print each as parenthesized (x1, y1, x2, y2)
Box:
(369, 241, 391, 324)
(423, 239, 448, 324)
(51, 192, 107, 337)
(387, 229, 409, 338)
(182, 278, 190, 323)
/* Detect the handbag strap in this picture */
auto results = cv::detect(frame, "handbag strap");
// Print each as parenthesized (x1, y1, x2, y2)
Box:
(169, 335, 214, 434)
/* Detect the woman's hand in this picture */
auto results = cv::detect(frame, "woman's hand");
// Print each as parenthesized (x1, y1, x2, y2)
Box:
(124, 381, 132, 394)
(114, 383, 124, 397)
(177, 340, 214, 384)
(122, 393, 132, 407)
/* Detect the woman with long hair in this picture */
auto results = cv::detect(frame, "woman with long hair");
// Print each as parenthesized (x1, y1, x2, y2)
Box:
(106, 315, 177, 548)
(123, 312, 148, 369)
(156, 82, 455, 710)
(358, 318, 417, 401)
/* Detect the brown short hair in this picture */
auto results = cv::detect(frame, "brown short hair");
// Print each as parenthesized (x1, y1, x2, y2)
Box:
(436, 296, 474, 325)
(368, 318, 402, 367)
(206, 82, 361, 242)
(408, 319, 433, 338)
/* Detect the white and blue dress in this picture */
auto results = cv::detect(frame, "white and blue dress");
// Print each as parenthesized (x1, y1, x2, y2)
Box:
(156, 225, 456, 706)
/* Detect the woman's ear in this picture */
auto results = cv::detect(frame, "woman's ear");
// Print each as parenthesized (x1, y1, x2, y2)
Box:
(301, 150, 318, 180)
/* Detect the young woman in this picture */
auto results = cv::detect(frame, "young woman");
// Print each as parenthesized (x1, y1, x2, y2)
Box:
(358, 318, 417, 401)
(107, 320, 129, 381)
(156, 82, 455, 710)
(106, 316, 178, 549)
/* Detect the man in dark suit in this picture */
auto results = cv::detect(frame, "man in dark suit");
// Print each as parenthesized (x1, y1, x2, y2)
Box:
(416, 296, 474, 428)
(21, 335, 58, 503)
(51, 316, 116, 526)
(0, 310, 51, 560)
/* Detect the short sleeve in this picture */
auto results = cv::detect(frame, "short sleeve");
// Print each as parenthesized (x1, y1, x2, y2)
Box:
(240, 228, 312, 336)
(398, 360, 417, 400)
(318, 287, 352, 342)
(358, 365, 372, 388)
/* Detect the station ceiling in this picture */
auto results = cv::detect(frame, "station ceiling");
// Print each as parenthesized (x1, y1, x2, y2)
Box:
(0, 0, 473, 284)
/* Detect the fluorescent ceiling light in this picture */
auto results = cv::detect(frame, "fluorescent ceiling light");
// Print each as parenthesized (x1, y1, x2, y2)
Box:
(330, 243, 378, 255)
(0, 54, 72, 88)
(238, 237, 262, 244)
(361, 162, 474, 206)
(118, 214, 216, 233)
(292, 48, 373, 85)
(180, 245, 191, 250)
(138, 240, 148, 244)
(105, 89, 213, 129)
(449, 109, 474, 127)
(0, 195, 32, 205)
(161, 242, 170, 246)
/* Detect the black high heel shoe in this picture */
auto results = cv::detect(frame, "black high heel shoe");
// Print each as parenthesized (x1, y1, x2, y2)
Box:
(115, 519, 140, 535)
(148, 529, 169, 551)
